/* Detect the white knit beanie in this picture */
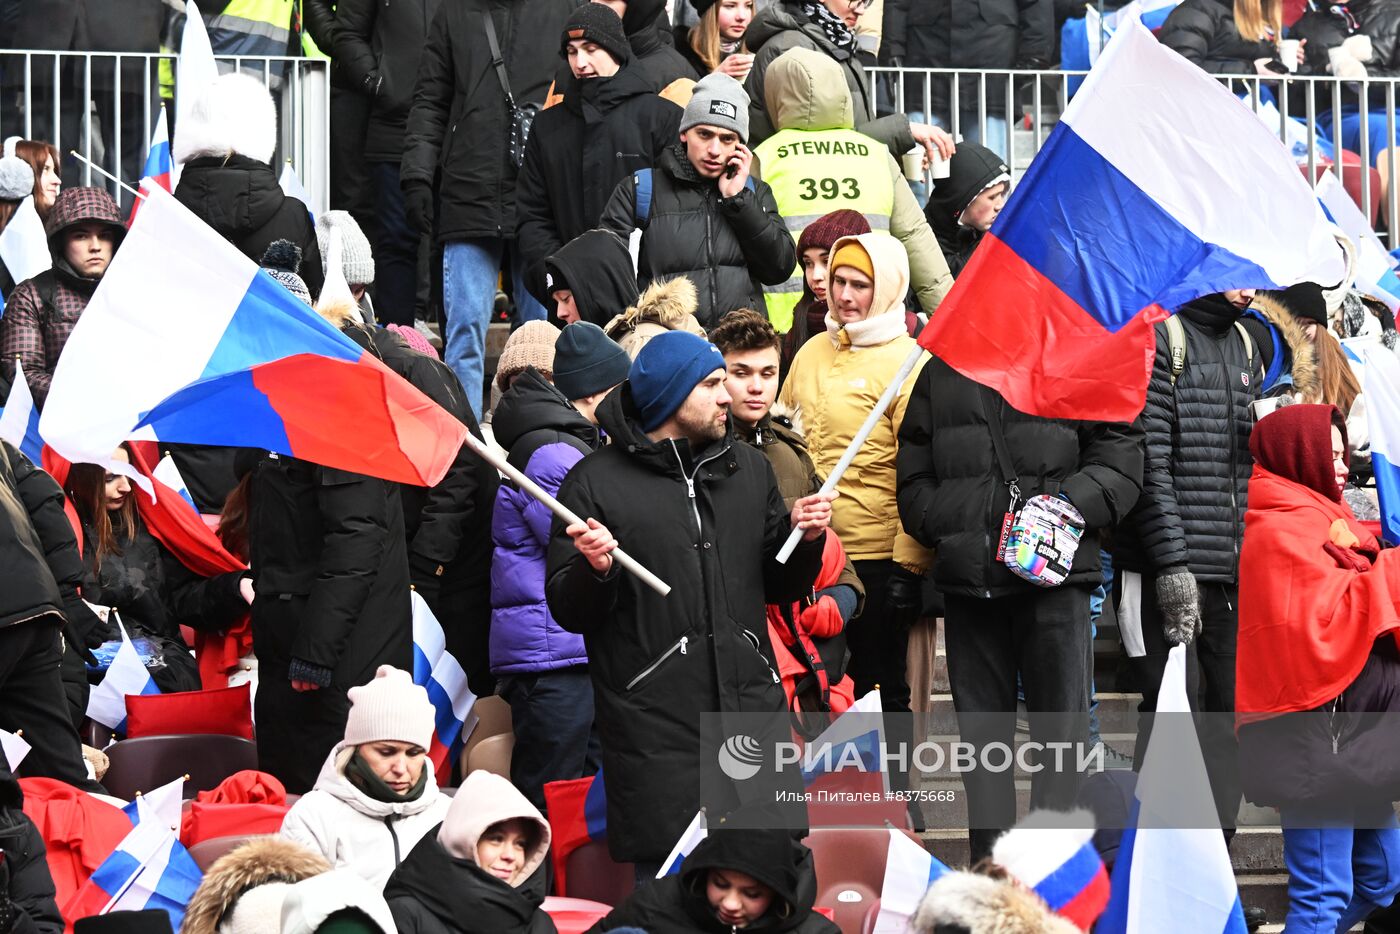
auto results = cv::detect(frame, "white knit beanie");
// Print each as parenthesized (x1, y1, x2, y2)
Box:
(0, 137, 35, 201)
(315, 210, 375, 287)
(342, 665, 435, 749)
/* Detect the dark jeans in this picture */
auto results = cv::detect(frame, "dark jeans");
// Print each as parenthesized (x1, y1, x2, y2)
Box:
(498, 667, 602, 812)
(944, 586, 1093, 863)
(847, 559, 912, 714)
(1120, 572, 1241, 836)
(369, 160, 420, 326)
(0, 619, 104, 792)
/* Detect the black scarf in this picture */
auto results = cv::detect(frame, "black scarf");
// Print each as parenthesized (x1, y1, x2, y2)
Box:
(344, 749, 428, 804)
(799, 1, 857, 53)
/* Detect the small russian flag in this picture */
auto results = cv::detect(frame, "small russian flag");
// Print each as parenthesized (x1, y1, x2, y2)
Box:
(657, 809, 707, 877)
(992, 812, 1110, 931)
(872, 828, 951, 933)
(65, 818, 203, 930)
(542, 772, 608, 894)
(128, 106, 171, 225)
(0, 360, 43, 464)
(85, 618, 161, 734)
(410, 591, 478, 777)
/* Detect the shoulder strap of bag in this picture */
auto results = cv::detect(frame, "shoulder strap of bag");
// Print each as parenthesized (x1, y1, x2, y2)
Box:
(979, 386, 1022, 510)
(1233, 320, 1255, 367)
(481, 12, 517, 107)
(1165, 315, 1187, 388)
(633, 169, 653, 226)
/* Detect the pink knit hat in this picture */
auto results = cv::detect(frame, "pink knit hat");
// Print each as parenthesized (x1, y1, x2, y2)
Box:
(386, 323, 440, 361)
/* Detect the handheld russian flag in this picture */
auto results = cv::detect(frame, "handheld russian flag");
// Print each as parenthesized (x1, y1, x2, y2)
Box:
(122, 776, 186, 830)
(657, 809, 707, 878)
(543, 772, 608, 894)
(0, 360, 43, 464)
(0, 195, 50, 293)
(801, 688, 885, 787)
(39, 183, 466, 488)
(85, 617, 161, 733)
(992, 811, 1110, 930)
(872, 828, 950, 934)
(279, 161, 316, 221)
(65, 817, 203, 930)
(128, 107, 172, 225)
(921, 15, 1344, 424)
(410, 591, 478, 776)
(1363, 346, 1400, 545)
(1097, 645, 1247, 933)
(0, 728, 29, 772)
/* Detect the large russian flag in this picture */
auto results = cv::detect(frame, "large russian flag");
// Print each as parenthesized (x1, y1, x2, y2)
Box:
(542, 772, 608, 894)
(40, 183, 465, 488)
(410, 591, 478, 776)
(921, 15, 1345, 424)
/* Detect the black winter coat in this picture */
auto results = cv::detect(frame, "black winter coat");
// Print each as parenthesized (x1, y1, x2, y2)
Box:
(589, 830, 839, 934)
(599, 145, 796, 330)
(247, 455, 411, 683)
(516, 66, 682, 298)
(0, 762, 63, 934)
(174, 155, 325, 298)
(924, 143, 1008, 278)
(1112, 296, 1262, 582)
(335, 0, 444, 160)
(400, 0, 578, 243)
(1157, 0, 1277, 74)
(7, 0, 163, 89)
(385, 832, 556, 934)
(621, 0, 699, 90)
(882, 0, 1053, 113)
(896, 356, 1144, 599)
(0, 443, 72, 630)
(546, 386, 823, 862)
(540, 229, 639, 325)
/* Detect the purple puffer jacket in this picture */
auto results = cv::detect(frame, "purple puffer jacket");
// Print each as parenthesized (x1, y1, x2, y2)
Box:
(489, 370, 600, 673)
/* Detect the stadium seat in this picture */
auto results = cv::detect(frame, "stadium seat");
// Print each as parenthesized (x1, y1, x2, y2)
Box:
(187, 834, 257, 871)
(459, 695, 512, 776)
(860, 898, 882, 934)
(465, 733, 513, 778)
(541, 896, 611, 934)
(805, 827, 919, 934)
(563, 839, 635, 905)
(101, 735, 259, 800)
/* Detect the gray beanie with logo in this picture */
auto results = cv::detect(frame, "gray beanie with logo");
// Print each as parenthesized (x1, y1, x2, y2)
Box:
(680, 72, 750, 143)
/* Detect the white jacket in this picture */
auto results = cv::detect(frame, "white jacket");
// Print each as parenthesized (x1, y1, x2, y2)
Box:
(280, 744, 452, 891)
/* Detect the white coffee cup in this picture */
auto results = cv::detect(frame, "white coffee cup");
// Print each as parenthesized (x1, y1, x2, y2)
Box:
(901, 148, 925, 182)
(928, 150, 951, 180)
(1280, 39, 1300, 73)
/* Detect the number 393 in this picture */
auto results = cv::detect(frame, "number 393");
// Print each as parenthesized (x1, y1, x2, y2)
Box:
(798, 177, 861, 200)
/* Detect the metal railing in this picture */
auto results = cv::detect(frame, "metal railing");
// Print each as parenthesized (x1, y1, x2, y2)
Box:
(0, 50, 329, 212)
(869, 66, 1400, 249)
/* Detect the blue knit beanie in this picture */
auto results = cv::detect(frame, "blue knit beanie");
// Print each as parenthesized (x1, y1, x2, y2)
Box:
(629, 330, 727, 432)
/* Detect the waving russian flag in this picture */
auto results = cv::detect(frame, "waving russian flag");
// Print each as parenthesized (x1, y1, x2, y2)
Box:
(40, 182, 465, 488)
(128, 107, 171, 225)
(543, 772, 608, 894)
(1097, 646, 1247, 933)
(922, 15, 1345, 424)
(65, 817, 203, 931)
(410, 591, 478, 776)
(872, 828, 950, 934)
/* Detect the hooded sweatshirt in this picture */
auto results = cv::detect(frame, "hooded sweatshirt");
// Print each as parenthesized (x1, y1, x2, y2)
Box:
(619, 0, 699, 90)
(543, 230, 641, 327)
(280, 743, 452, 891)
(924, 142, 1010, 278)
(778, 233, 931, 571)
(1, 186, 126, 406)
(589, 830, 838, 933)
(755, 47, 951, 320)
(383, 771, 556, 934)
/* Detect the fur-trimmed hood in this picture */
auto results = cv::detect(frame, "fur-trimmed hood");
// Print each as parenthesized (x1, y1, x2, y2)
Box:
(911, 871, 1081, 934)
(180, 836, 330, 934)
(604, 275, 707, 358)
(1250, 292, 1320, 400)
(174, 73, 278, 165)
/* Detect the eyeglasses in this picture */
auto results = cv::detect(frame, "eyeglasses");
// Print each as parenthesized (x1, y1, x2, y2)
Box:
(849, 0, 873, 12)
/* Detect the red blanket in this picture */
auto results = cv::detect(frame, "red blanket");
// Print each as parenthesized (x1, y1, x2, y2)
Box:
(1237, 466, 1400, 724)
(19, 778, 132, 917)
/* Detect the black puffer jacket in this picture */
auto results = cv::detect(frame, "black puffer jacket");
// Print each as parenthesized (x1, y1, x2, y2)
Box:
(0, 442, 75, 630)
(621, 0, 699, 89)
(385, 832, 556, 934)
(174, 155, 325, 298)
(335, 0, 444, 160)
(924, 142, 1008, 278)
(0, 761, 63, 934)
(882, 0, 1054, 113)
(745, 1, 914, 156)
(400, 0, 577, 243)
(546, 386, 822, 862)
(896, 356, 1144, 598)
(599, 145, 795, 330)
(516, 65, 682, 298)
(589, 830, 839, 933)
(540, 230, 639, 325)
(1112, 295, 1263, 582)
(1157, 0, 1277, 74)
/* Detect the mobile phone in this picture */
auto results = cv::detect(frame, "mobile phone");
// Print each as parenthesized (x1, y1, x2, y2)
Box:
(725, 161, 739, 180)
(1265, 59, 1289, 74)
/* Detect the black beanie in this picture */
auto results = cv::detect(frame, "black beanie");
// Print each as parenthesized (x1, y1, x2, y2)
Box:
(1281, 281, 1327, 326)
(690, 0, 719, 17)
(560, 4, 632, 66)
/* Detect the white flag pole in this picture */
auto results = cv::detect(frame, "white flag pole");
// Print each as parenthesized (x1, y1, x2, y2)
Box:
(775, 344, 927, 564)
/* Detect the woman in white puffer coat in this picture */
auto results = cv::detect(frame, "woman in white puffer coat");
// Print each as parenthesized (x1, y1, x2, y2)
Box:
(280, 665, 452, 890)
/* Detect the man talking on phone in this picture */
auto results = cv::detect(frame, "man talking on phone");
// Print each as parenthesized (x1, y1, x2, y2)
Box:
(600, 72, 796, 329)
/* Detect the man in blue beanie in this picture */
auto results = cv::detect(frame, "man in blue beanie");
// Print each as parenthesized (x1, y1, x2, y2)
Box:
(545, 328, 835, 879)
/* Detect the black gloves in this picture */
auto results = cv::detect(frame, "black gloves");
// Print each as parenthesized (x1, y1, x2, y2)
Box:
(403, 182, 434, 235)
(887, 566, 923, 633)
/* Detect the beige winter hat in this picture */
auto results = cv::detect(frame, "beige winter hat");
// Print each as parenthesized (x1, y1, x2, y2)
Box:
(342, 665, 434, 749)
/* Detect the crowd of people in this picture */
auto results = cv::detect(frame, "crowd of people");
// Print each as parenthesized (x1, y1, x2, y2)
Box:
(6, 0, 1400, 933)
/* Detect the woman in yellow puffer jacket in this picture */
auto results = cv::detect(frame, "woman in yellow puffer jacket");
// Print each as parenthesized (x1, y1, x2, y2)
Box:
(778, 231, 929, 718)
